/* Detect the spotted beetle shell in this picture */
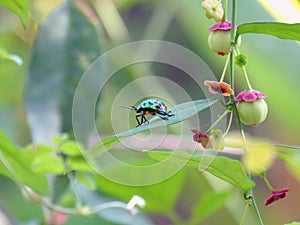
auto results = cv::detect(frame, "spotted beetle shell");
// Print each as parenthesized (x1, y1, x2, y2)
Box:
(136, 99, 168, 113)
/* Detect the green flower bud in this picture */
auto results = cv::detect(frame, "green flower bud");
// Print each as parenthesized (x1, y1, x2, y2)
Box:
(237, 99, 268, 125)
(208, 30, 231, 56)
(208, 21, 241, 56)
(235, 90, 268, 125)
(235, 53, 247, 67)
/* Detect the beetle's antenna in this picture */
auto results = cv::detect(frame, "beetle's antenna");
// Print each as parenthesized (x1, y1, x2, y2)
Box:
(120, 105, 136, 111)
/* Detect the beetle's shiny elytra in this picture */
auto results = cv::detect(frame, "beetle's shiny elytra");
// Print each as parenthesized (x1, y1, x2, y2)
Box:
(122, 99, 174, 127)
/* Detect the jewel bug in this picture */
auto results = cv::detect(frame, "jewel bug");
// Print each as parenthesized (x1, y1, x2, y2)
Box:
(122, 99, 174, 127)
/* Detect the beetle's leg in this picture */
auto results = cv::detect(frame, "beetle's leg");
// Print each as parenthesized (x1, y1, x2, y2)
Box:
(168, 111, 175, 117)
(135, 114, 142, 127)
(142, 115, 149, 124)
(156, 114, 168, 120)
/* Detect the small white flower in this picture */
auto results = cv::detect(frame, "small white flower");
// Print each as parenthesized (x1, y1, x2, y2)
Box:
(126, 195, 146, 215)
(201, 0, 224, 22)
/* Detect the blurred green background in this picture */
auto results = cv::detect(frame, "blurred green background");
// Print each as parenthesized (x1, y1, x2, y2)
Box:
(0, 0, 299, 224)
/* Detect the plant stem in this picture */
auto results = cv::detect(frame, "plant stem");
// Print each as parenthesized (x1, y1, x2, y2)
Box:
(167, 211, 185, 225)
(55, 140, 83, 209)
(241, 65, 253, 90)
(239, 203, 250, 225)
(206, 110, 230, 133)
(223, 111, 233, 137)
(213, 0, 222, 10)
(229, 0, 236, 89)
(67, 172, 83, 208)
(221, 0, 228, 22)
(219, 53, 231, 82)
(229, 1, 264, 225)
(0, 148, 24, 189)
(249, 191, 265, 225)
(263, 175, 275, 192)
(234, 47, 253, 90)
(0, 146, 134, 217)
(42, 198, 131, 216)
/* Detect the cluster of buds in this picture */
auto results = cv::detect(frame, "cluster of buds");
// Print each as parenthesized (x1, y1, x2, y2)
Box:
(197, 0, 288, 208)
(201, 0, 268, 126)
(202, 0, 241, 56)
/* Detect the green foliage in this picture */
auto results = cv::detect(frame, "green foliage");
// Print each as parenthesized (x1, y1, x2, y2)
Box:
(275, 145, 300, 182)
(89, 99, 218, 155)
(236, 22, 300, 43)
(64, 153, 92, 172)
(0, 130, 50, 195)
(0, 0, 29, 27)
(25, 1, 101, 143)
(2, 0, 300, 224)
(26, 138, 95, 190)
(188, 190, 233, 224)
(95, 169, 186, 213)
(147, 151, 255, 193)
(60, 142, 83, 157)
(284, 223, 300, 225)
(32, 154, 64, 174)
(75, 172, 96, 190)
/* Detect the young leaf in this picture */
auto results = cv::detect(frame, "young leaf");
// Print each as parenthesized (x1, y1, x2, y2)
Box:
(236, 22, 300, 43)
(147, 151, 255, 193)
(60, 141, 82, 157)
(0, 130, 50, 195)
(188, 190, 233, 224)
(67, 156, 93, 172)
(25, 1, 101, 143)
(88, 98, 218, 156)
(285, 223, 300, 225)
(0, 0, 29, 27)
(32, 155, 64, 174)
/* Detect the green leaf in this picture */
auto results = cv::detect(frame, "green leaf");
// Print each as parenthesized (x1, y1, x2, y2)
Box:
(95, 168, 186, 213)
(147, 151, 255, 193)
(284, 223, 300, 225)
(188, 190, 233, 224)
(32, 155, 64, 174)
(89, 99, 218, 155)
(25, 143, 65, 174)
(275, 145, 300, 182)
(0, 46, 23, 65)
(236, 22, 300, 43)
(275, 145, 300, 161)
(76, 172, 96, 190)
(0, 0, 29, 27)
(25, 1, 101, 143)
(67, 156, 93, 172)
(0, 130, 50, 195)
(60, 141, 82, 157)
